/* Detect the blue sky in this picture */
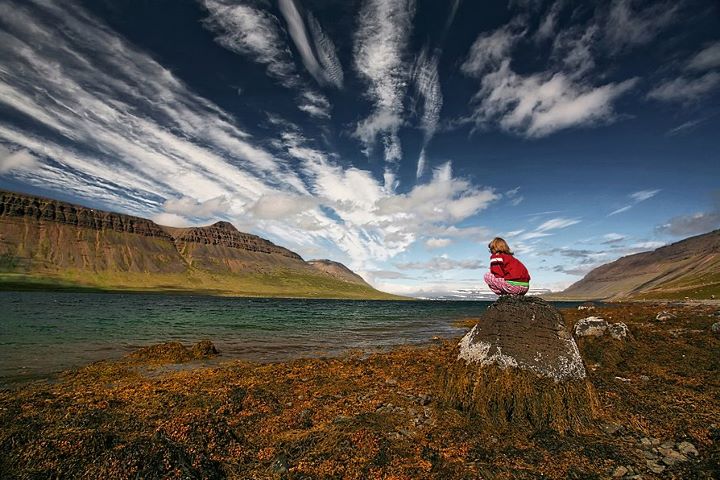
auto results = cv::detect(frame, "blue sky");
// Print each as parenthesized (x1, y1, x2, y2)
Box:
(0, 0, 719, 296)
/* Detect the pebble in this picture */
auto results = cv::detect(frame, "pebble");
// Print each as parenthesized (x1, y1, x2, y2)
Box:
(612, 466, 628, 477)
(677, 441, 698, 456)
(711, 322, 720, 335)
(646, 460, 665, 474)
(639, 437, 653, 448)
(655, 311, 676, 321)
(643, 451, 658, 460)
(660, 440, 675, 449)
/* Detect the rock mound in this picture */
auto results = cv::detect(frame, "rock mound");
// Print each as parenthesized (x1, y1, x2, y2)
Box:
(440, 296, 599, 432)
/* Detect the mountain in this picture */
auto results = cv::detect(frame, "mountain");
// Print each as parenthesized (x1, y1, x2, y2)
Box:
(0, 190, 402, 299)
(554, 229, 720, 300)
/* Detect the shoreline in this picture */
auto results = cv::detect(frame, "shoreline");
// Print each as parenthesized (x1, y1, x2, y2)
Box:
(1, 302, 718, 478)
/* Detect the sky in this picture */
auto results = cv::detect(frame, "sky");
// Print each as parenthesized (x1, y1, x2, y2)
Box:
(0, 0, 719, 297)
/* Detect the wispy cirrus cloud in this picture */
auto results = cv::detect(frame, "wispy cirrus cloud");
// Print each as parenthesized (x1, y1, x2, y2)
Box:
(519, 217, 581, 240)
(412, 47, 443, 178)
(277, 0, 343, 88)
(608, 189, 660, 216)
(687, 41, 720, 71)
(202, 0, 300, 88)
(460, 16, 638, 138)
(648, 72, 720, 103)
(353, 0, 416, 168)
(201, 0, 334, 118)
(604, 0, 679, 52)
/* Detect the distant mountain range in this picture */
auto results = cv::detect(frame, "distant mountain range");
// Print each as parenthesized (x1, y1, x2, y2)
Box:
(554, 229, 720, 300)
(0, 190, 402, 299)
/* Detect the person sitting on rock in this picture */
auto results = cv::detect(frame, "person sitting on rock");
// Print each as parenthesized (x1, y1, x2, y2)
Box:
(484, 237, 530, 296)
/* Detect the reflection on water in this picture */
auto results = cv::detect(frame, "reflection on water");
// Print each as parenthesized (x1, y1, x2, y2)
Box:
(0, 292, 581, 384)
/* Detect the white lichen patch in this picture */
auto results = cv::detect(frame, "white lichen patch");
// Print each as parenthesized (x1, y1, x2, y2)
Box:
(458, 325, 587, 382)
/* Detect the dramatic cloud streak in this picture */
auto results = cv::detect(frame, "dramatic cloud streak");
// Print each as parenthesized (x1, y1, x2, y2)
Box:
(353, 0, 415, 167)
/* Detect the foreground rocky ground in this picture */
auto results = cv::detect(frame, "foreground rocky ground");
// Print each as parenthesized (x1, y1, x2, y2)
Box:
(0, 302, 718, 479)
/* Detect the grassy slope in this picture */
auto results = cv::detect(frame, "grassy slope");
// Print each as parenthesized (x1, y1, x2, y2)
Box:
(0, 217, 405, 300)
(0, 271, 406, 300)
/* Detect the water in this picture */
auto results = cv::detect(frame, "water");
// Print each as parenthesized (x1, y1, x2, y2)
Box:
(0, 291, 581, 385)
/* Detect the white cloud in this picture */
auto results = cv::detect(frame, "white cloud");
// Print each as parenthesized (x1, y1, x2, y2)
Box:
(153, 212, 191, 227)
(602, 233, 626, 244)
(519, 216, 580, 240)
(277, 0, 343, 88)
(666, 118, 705, 136)
(202, 0, 300, 88)
(604, 0, 678, 52)
(656, 211, 720, 237)
(353, 0, 415, 163)
(0, 145, 39, 173)
(306, 13, 344, 87)
(395, 255, 485, 271)
(461, 20, 638, 138)
(298, 90, 332, 119)
(648, 72, 720, 103)
(630, 189, 660, 202)
(536, 217, 581, 232)
(412, 48, 443, 178)
(609, 189, 660, 216)
(249, 193, 318, 220)
(162, 195, 231, 219)
(461, 25, 520, 76)
(425, 238, 452, 249)
(629, 241, 665, 250)
(687, 41, 720, 71)
(506, 186, 523, 206)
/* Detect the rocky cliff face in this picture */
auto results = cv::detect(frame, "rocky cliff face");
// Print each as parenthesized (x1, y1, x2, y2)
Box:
(558, 229, 720, 300)
(165, 222, 302, 261)
(0, 190, 171, 239)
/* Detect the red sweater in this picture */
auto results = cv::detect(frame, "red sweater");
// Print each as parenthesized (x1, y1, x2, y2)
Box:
(490, 253, 530, 282)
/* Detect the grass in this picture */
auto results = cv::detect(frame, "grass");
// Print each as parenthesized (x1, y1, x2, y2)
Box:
(0, 302, 718, 478)
(0, 270, 408, 300)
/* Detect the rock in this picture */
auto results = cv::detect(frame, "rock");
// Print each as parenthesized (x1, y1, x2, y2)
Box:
(655, 311, 676, 321)
(578, 303, 596, 311)
(711, 322, 720, 336)
(643, 450, 658, 460)
(612, 466, 628, 477)
(660, 449, 687, 466)
(442, 296, 597, 432)
(640, 438, 653, 448)
(271, 454, 289, 475)
(660, 440, 675, 449)
(458, 297, 587, 380)
(608, 322, 632, 340)
(600, 422, 622, 435)
(646, 460, 665, 474)
(574, 316, 609, 337)
(677, 441, 698, 456)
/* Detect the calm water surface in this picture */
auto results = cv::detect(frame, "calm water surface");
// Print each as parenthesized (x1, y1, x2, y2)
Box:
(0, 292, 580, 384)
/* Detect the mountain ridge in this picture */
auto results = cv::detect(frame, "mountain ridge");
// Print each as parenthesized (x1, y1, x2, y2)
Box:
(0, 190, 401, 299)
(553, 229, 720, 300)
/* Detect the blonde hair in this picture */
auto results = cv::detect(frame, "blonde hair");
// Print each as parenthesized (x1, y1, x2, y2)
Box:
(488, 237, 513, 255)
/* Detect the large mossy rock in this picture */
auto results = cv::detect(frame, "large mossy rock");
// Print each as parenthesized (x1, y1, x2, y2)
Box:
(441, 296, 599, 433)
